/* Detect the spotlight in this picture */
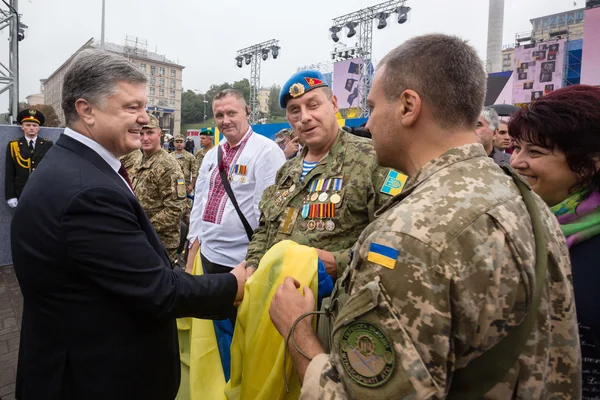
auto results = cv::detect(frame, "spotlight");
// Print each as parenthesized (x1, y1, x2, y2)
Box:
(245, 54, 252, 65)
(397, 6, 411, 24)
(270, 45, 280, 59)
(346, 21, 358, 38)
(235, 56, 243, 68)
(261, 48, 270, 61)
(330, 26, 341, 42)
(375, 12, 389, 29)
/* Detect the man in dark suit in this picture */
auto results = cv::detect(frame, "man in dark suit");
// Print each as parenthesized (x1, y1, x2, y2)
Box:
(11, 49, 246, 400)
(4, 109, 53, 208)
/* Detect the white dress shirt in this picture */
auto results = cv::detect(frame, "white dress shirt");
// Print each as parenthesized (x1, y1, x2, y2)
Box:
(62, 128, 134, 194)
(26, 136, 38, 149)
(188, 128, 285, 268)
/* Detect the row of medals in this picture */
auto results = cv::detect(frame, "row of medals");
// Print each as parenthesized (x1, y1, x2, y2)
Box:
(275, 180, 342, 232)
(228, 174, 247, 183)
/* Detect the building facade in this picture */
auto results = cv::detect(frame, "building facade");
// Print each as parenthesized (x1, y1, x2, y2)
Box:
(25, 93, 44, 106)
(257, 88, 270, 115)
(42, 37, 185, 136)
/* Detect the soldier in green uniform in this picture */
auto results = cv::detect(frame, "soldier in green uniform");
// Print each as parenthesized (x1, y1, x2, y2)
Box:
(118, 149, 142, 179)
(171, 134, 197, 225)
(269, 34, 581, 399)
(132, 114, 186, 264)
(194, 129, 214, 170)
(245, 70, 405, 281)
(5, 109, 53, 208)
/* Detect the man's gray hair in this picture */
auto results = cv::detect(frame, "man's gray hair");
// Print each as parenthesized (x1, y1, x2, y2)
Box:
(62, 48, 147, 126)
(378, 34, 486, 130)
(480, 107, 500, 131)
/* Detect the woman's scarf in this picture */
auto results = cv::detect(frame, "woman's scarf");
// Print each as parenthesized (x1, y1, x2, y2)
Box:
(551, 191, 600, 248)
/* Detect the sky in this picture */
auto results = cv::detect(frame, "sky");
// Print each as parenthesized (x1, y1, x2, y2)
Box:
(0, 0, 582, 109)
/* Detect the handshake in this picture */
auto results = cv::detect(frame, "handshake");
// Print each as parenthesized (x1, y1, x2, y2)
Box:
(228, 261, 257, 306)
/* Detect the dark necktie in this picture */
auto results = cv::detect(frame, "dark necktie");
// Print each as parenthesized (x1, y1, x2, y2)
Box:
(118, 163, 135, 194)
(29, 140, 34, 153)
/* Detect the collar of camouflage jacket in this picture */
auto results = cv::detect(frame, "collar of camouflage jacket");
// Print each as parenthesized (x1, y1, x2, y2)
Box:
(140, 148, 167, 169)
(294, 128, 347, 179)
(376, 143, 488, 215)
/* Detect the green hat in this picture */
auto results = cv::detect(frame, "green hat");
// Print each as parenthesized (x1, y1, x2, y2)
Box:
(199, 129, 214, 137)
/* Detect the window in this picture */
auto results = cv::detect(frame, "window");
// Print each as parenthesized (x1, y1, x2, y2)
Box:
(169, 90, 175, 98)
(171, 69, 176, 78)
(159, 88, 165, 97)
(159, 67, 165, 76)
(170, 80, 175, 89)
(139, 63, 146, 72)
(149, 97, 155, 105)
(150, 76, 156, 85)
(159, 77, 165, 86)
(149, 87, 155, 96)
(169, 99, 175, 106)
(150, 65, 156, 75)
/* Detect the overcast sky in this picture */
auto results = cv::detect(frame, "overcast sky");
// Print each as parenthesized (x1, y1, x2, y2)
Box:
(0, 0, 581, 109)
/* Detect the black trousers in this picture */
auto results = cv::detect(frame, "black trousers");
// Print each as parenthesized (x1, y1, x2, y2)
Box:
(200, 252, 238, 328)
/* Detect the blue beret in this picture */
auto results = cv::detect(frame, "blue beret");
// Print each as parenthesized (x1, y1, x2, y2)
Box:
(279, 70, 329, 109)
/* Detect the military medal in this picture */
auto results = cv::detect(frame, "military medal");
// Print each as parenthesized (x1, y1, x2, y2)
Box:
(240, 176, 246, 183)
(316, 220, 325, 231)
(330, 193, 341, 204)
(298, 219, 308, 231)
(310, 192, 319, 202)
(307, 220, 316, 231)
(325, 220, 335, 231)
(318, 192, 328, 202)
(233, 175, 241, 182)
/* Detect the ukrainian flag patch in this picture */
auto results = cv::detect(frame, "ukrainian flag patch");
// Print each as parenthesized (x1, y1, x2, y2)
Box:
(380, 170, 408, 196)
(367, 243, 399, 270)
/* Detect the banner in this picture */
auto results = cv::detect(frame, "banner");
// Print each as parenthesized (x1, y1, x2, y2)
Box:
(333, 57, 364, 109)
(512, 39, 566, 104)
(581, 7, 600, 86)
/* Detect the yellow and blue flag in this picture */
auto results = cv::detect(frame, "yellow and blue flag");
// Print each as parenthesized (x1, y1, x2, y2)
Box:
(380, 170, 408, 196)
(367, 243, 399, 270)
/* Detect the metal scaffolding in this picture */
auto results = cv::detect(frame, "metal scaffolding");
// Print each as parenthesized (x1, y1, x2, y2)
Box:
(235, 39, 280, 124)
(0, 0, 20, 123)
(329, 0, 410, 117)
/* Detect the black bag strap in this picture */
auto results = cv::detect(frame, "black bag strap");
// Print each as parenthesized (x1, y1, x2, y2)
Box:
(447, 166, 548, 399)
(217, 146, 254, 241)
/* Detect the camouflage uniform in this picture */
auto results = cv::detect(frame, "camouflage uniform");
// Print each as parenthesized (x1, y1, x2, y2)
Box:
(118, 149, 142, 179)
(246, 129, 397, 276)
(171, 148, 197, 225)
(301, 144, 581, 399)
(132, 148, 186, 264)
(195, 146, 212, 171)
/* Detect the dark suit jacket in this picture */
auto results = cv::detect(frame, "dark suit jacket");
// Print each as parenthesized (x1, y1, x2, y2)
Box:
(11, 134, 237, 400)
(4, 135, 53, 199)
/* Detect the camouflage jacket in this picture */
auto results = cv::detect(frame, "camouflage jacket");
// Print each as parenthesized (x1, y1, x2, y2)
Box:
(132, 148, 186, 249)
(195, 146, 213, 173)
(246, 129, 397, 276)
(301, 144, 581, 399)
(118, 149, 142, 179)
(171, 150, 197, 186)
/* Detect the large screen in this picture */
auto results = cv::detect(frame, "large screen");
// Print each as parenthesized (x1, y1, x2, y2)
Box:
(333, 58, 364, 109)
(581, 7, 600, 86)
(512, 39, 566, 104)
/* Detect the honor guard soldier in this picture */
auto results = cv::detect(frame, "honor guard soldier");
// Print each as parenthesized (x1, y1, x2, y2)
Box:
(171, 134, 198, 224)
(5, 109, 53, 208)
(269, 35, 581, 400)
(245, 70, 405, 282)
(194, 129, 214, 169)
(133, 114, 186, 264)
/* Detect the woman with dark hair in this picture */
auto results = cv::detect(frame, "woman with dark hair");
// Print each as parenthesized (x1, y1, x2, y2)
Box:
(509, 84, 600, 397)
